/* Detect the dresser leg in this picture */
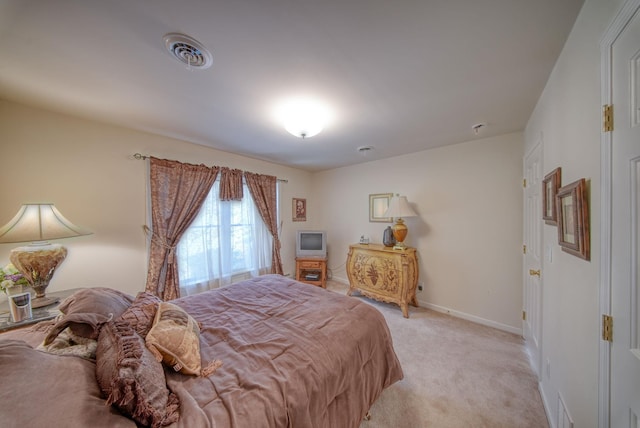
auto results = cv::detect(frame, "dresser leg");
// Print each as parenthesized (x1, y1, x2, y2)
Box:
(401, 303, 409, 318)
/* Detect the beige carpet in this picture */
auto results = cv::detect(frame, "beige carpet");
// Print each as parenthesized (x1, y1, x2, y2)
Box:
(326, 281, 548, 428)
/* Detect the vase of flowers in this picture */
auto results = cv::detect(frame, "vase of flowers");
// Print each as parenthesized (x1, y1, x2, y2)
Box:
(0, 264, 29, 296)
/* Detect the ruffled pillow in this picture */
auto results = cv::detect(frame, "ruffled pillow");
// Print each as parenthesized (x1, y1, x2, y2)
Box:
(96, 319, 179, 428)
(118, 292, 163, 338)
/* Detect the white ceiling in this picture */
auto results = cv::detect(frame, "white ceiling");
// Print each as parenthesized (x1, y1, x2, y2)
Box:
(0, 0, 584, 171)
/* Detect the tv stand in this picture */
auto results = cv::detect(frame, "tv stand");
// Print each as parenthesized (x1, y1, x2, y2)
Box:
(295, 257, 327, 288)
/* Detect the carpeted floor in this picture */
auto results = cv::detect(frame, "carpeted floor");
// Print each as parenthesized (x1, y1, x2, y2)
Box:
(325, 281, 549, 428)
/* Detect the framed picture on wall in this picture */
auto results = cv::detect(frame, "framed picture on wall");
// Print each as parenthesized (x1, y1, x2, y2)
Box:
(542, 167, 561, 225)
(292, 198, 306, 222)
(369, 193, 393, 222)
(556, 178, 589, 260)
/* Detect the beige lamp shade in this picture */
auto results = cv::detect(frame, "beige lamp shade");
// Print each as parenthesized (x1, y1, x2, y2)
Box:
(0, 204, 91, 308)
(0, 204, 91, 244)
(383, 196, 418, 249)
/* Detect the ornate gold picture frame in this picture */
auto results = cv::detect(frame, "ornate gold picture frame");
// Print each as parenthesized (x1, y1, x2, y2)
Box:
(556, 178, 589, 260)
(369, 193, 393, 222)
(542, 167, 561, 225)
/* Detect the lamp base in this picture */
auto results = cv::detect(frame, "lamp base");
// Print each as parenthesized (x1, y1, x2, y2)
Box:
(391, 218, 409, 250)
(31, 296, 61, 309)
(9, 243, 67, 307)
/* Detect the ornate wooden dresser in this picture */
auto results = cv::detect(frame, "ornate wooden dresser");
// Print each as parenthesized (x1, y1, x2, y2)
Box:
(346, 243, 419, 318)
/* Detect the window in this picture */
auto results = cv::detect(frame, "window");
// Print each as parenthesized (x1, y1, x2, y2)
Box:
(177, 179, 272, 295)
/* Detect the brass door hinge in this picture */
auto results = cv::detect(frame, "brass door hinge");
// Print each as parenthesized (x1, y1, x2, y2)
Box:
(522, 310, 526, 321)
(602, 314, 613, 342)
(523, 178, 527, 188)
(603, 104, 613, 132)
(523, 245, 527, 254)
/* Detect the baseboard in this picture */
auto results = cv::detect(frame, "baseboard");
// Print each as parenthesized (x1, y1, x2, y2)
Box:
(539, 381, 555, 428)
(330, 276, 522, 335)
(418, 300, 522, 335)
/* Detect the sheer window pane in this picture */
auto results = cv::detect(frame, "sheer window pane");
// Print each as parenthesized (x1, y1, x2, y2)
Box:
(177, 180, 272, 294)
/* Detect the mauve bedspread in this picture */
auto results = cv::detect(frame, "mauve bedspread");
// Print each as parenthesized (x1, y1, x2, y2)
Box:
(0, 275, 402, 428)
(167, 275, 403, 428)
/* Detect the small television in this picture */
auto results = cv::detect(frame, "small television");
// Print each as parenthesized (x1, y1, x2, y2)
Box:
(296, 230, 327, 258)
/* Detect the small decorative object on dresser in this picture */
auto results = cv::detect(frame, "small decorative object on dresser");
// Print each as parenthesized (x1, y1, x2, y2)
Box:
(346, 243, 419, 318)
(383, 226, 396, 247)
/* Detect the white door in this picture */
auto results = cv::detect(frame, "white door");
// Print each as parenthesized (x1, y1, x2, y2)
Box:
(523, 142, 543, 378)
(610, 4, 640, 425)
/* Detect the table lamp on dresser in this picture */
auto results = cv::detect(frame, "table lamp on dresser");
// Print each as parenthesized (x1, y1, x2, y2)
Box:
(0, 204, 91, 308)
(383, 195, 417, 250)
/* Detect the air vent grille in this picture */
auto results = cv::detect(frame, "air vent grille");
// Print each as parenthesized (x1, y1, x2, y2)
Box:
(163, 33, 212, 70)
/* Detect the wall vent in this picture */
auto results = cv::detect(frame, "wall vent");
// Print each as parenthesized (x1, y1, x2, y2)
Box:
(163, 33, 212, 70)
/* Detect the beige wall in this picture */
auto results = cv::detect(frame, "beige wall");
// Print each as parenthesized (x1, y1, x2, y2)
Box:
(1, 98, 525, 333)
(0, 100, 313, 296)
(524, 0, 624, 425)
(313, 133, 524, 332)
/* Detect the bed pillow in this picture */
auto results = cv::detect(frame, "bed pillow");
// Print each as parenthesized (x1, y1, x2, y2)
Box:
(118, 291, 163, 338)
(96, 319, 179, 428)
(44, 287, 135, 345)
(145, 301, 205, 375)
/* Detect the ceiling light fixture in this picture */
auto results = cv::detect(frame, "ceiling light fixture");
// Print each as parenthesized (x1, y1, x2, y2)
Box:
(275, 97, 332, 139)
(163, 33, 213, 70)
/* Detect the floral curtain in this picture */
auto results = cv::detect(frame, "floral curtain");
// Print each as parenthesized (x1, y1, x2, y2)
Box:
(145, 157, 219, 300)
(219, 167, 244, 201)
(244, 172, 284, 275)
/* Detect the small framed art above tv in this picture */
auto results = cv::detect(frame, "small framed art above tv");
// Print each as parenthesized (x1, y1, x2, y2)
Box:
(293, 198, 306, 222)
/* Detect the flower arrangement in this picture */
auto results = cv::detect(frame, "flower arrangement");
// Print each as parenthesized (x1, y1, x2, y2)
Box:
(0, 264, 29, 294)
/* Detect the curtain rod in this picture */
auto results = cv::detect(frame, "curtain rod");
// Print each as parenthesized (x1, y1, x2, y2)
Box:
(133, 153, 288, 183)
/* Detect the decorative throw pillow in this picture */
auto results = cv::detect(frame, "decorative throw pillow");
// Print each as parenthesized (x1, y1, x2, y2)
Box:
(44, 287, 134, 344)
(96, 319, 179, 428)
(118, 291, 163, 338)
(145, 302, 205, 375)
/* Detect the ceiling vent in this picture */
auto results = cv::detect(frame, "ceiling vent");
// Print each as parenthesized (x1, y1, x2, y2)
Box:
(163, 33, 212, 70)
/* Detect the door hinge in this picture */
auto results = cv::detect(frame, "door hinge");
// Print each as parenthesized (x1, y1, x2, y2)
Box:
(603, 104, 613, 132)
(523, 178, 527, 188)
(602, 314, 613, 342)
(523, 245, 527, 254)
(522, 310, 526, 321)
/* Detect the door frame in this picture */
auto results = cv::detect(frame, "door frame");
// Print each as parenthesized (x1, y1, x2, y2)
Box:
(599, 1, 640, 426)
(523, 140, 543, 379)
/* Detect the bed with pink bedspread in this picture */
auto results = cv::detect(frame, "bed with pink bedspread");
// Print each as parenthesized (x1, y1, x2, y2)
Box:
(0, 274, 402, 428)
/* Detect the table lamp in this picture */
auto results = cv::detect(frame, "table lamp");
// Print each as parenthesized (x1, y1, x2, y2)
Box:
(0, 204, 91, 308)
(383, 195, 417, 250)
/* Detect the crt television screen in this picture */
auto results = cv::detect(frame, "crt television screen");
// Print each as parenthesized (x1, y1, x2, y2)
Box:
(300, 232, 323, 250)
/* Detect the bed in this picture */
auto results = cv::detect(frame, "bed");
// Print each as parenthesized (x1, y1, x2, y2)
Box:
(0, 274, 403, 428)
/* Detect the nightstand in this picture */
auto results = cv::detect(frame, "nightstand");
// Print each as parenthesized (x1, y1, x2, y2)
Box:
(0, 288, 79, 333)
(295, 257, 328, 288)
